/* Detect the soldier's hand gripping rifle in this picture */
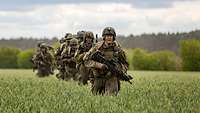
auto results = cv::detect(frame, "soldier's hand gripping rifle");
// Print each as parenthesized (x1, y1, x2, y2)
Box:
(90, 51, 133, 84)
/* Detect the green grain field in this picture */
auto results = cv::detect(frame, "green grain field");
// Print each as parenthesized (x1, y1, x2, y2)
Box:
(0, 69, 199, 113)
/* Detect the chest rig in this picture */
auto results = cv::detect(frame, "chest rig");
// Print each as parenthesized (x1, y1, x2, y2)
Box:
(98, 42, 119, 61)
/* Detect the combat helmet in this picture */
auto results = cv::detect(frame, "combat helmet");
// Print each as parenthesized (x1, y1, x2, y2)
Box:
(83, 31, 94, 42)
(37, 41, 45, 48)
(59, 33, 72, 43)
(64, 33, 72, 39)
(39, 43, 48, 49)
(77, 31, 85, 42)
(102, 27, 116, 40)
(65, 34, 73, 41)
(69, 38, 79, 49)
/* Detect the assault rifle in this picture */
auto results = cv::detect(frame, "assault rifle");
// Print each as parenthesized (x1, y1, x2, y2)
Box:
(95, 34, 98, 43)
(90, 51, 133, 84)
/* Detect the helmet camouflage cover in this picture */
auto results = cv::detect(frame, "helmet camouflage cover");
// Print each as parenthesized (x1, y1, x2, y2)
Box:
(60, 33, 73, 43)
(64, 33, 72, 39)
(102, 27, 116, 40)
(77, 31, 86, 42)
(65, 33, 73, 40)
(83, 31, 94, 41)
(37, 41, 45, 48)
(39, 43, 48, 49)
(77, 31, 85, 38)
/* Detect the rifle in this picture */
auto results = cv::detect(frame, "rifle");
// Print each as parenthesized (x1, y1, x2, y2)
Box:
(90, 51, 133, 84)
(95, 34, 98, 43)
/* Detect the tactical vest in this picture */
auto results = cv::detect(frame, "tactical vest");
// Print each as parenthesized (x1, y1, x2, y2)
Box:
(95, 43, 120, 76)
(98, 42, 119, 60)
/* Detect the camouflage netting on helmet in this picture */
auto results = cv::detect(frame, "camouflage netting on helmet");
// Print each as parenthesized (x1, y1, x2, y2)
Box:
(77, 31, 86, 42)
(102, 27, 116, 40)
(83, 31, 94, 42)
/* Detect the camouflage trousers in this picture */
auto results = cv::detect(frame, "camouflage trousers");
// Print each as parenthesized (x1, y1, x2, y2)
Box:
(78, 64, 90, 85)
(56, 67, 66, 80)
(37, 65, 53, 77)
(64, 66, 79, 81)
(91, 75, 120, 96)
(56, 64, 78, 81)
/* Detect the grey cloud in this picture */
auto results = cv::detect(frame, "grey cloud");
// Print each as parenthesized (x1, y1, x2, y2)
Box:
(0, 0, 195, 11)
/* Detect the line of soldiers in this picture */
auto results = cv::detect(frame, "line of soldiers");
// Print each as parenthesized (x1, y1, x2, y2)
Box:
(31, 27, 133, 95)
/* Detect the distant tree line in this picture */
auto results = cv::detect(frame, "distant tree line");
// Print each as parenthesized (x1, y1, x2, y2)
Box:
(0, 37, 58, 50)
(0, 39, 200, 71)
(1, 30, 200, 55)
(117, 29, 200, 54)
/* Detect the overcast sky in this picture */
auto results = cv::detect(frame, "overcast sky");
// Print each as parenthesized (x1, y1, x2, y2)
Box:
(0, 0, 200, 38)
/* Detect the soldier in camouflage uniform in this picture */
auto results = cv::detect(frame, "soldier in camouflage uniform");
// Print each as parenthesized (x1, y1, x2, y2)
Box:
(32, 43, 54, 77)
(55, 33, 73, 59)
(31, 41, 45, 72)
(75, 31, 94, 85)
(55, 33, 73, 80)
(83, 27, 129, 95)
(60, 37, 79, 80)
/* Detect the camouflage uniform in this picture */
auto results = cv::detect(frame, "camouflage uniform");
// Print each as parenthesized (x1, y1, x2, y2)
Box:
(60, 37, 79, 80)
(55, 34, 73, 80)
(83, 27, 129, 95)
(32, 43, 54, 77)
(75, 31, 94, 85)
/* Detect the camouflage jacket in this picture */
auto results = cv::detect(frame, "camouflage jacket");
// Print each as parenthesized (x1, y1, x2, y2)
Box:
(32, 51, 53, 67)
(55, 43, 67, 58)
(83, 41, 129, 75)
(60, 45, 77, 68)
(75, 42, 94, 63)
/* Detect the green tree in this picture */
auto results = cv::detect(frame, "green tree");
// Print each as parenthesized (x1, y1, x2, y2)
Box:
(132, 48, 177, 71)
(132, 48, 149, 70)
(17, 49, 35, 69)
(180, 39, 200, 71)
(0, 47, 20, 68)
(150, 51, 176, 71)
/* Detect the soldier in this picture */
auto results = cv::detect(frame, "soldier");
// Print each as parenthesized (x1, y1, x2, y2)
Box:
(83, 27, 130, 95)
(55, 33, 73, 80)
(32, 43, 54, 77)
(31, 41, 45, 72)
(76, 31, 85, 43)
(55, 33, 73, 59)
(75, 31, 94, 85)
(60, 37, 79, 80)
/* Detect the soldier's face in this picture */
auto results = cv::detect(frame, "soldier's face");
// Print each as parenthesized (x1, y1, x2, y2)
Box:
(104, 35, 113, 45)
(70, 44, 78, 50)
(85, 38, 93, 43)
